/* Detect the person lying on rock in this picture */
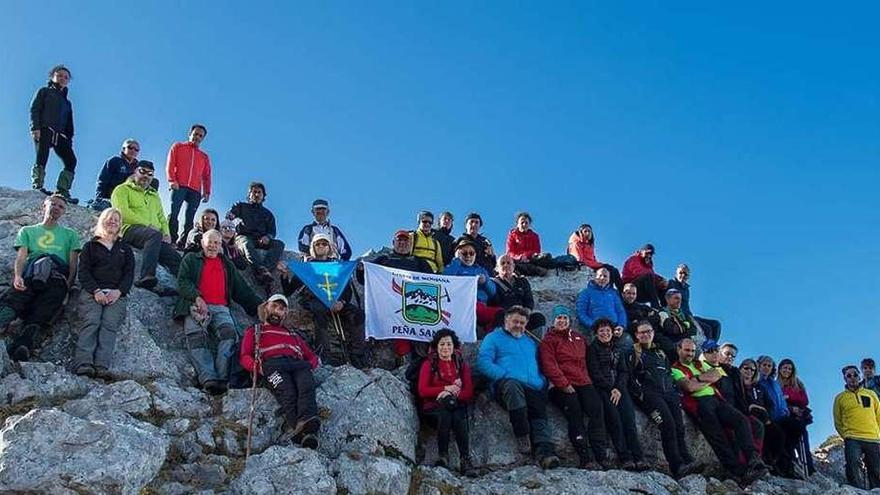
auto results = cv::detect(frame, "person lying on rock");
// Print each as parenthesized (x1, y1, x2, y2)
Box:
(477, 304, 560, 470)
(417, 328, 475, 476)
(1, 194, 80, 361)
(175, 229, 262, 395)
(240, 294, 321, 449)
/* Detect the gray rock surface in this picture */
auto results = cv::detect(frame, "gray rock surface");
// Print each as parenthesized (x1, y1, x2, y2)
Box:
(63, 379, 152, 418)
(332, 452, 412, 495)
(151, 379, 213, 418)
(229, 445, 336, 495)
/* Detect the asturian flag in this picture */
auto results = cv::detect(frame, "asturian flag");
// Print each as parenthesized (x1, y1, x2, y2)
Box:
(363, 262, 478, 343)
(287, 261, 358, 309)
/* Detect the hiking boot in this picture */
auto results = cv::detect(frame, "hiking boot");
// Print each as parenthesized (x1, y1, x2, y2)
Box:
(599, 458, 617, 471)
(620, 460, 637, 471)
(674, 460, 703, 479)
(33, 186, 53, 196)
(93, 366, 112, 380)
(745, 458, 769, 481)
(633, 460, 652, 472)
(292, 416, 321, 444)
(10, 345, 30, 362)
(435, 456, 448, 469)
(300, 434, 319, 450)
(539, 454, 560, 470)
(203, 380, 227, 396)
(55, 190, 79, 205)
(134, 276, 158, 290)
(152, 286, 179, 298)
(460, 456, 477, 477)
(516, 436, 531, 455)
(74, 363, 96, 378)
(581, 460, 602, 471)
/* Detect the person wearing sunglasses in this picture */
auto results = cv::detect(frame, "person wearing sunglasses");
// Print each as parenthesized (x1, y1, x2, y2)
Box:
(88, 138, 141, 211)
(736, 358, 787, 476)
(756, 355, 807, 479)
(409, 210, 444, 273)
(834, 365, 880, 489)
(444, 237, 498, 338)
(111, 160, 181, 295)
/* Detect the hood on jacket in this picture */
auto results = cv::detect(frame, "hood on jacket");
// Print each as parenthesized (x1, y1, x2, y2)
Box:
(309, 232, 339, 260)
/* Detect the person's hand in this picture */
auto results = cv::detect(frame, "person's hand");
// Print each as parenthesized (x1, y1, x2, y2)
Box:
(169, 181, 179, 190)
(445, 384, 461, 396)
(259, 235, 270, 246)
(562, 385, 576, 394)
(331, 301, 344, 313)
(701, 369, 721, 383)
(195, 296, 208, 315)
(453, 378, 462, 387)
(105, 289, 122, 304)
(162, 234, 172, 244)
(202, 194, 210, 203)
(610, 388, 622, 405)
(31, 130, 40, 142)
(478, 274, 486, 284)
(437, 390, 451, 400)
(13, 275, 26, 291)
(613, 326, 624, 338)
(94, 290, 108, 305)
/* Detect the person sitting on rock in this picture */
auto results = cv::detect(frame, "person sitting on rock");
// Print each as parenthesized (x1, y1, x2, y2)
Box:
(656, 288, 697, 360)
(490, 254, 546, 335)
(862, 359, 880, 398)
(477, 305, 560, 470)
(538, 305, 611, 470)
(111, 160, 180, 295)
(297, 198, 352, 261)
(778, 358, 815, 476)
(588, 318, 650, 471)
(87, 138, 140, 211)
(183, 208, 220, 253)
(833, 365, 880, 490)
(226, 182, 285, 290)
(672, 338, 768, 483)
(175, 229, 262, 395)
(166, 124, 212, 249)
(434, 211, 456, 269)
(567, 223, 623, 291)
(621, 283, 661, 345)
(459, 212, 496, 273)
(628, 321, 698, 479)
(279, 233, 366, 367)
(622, 244, 666, 309)
(410, 210, 444, 273)
(576, 267, 627, 337)
(417, 328, 475, 476)
(667, 263, 721, 341)
(505, 211, 551, 277)
(720, 342, 738, 367)
(444, 237, 498, 337)
(1, 194, 80, 361)
(756, 355, 807, 479)
(736, 358, 788, 477)
(219, 219, 248, 270)
(74, 207, 134, 378)
(240, 294, 321, 449)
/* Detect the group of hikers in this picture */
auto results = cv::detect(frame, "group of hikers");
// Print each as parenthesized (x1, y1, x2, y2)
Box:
(5, 63, 879, 489)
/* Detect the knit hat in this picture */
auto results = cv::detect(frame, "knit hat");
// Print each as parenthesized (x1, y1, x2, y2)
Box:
(701, 339, 719, 352)
(551, 305, 571, 319)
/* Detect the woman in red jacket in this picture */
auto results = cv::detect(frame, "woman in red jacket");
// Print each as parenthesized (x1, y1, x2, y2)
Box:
(417, 328, 475, 476)
(778, 358, 815, 475)
(505, 211, 550, 276)
(567, 224, 622, 291)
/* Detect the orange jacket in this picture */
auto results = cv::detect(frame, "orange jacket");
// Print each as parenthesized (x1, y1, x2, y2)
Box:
(166, 141, 212, 195)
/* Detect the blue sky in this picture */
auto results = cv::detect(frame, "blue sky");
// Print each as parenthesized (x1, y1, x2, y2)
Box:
(1, 2, 877, 443)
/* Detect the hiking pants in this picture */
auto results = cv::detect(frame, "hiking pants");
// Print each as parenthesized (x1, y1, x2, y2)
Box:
(304, 298, 365, 366)
(2, 278, 68, 356)
(424, 405, 470, 458)
(639, 390, 691, 473)
(695, 316, 721, 341)
(123, 225, 181, 279)
(495, 378, 553, 455)
(74, 293, 127, 369)
(549, 385, 608, 463)
(630, 273, 662, 309)
(184, 305, 238, 385)
(695, 396, 756, 473)
(234, 235, 285, 271)
(168, 186, 201, 246)
(32, 127, 77, 193)
(844, 438, 880, 489)
(597, 386, 644, 462)
(262, 356, 318, 428)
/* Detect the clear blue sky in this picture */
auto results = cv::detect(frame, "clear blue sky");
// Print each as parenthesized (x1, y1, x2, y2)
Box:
(2, 2, 877, 444)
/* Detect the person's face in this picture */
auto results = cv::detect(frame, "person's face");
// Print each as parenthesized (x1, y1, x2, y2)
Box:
(457, 246, 477, 266)
(703, 348, 720, 366)
(189, 127, 206, 146)
(596, 325, 613, 344)
(312, 207, 329, 223)
(202, 235, 222, 258)
(579, 226, 593, 241)
(504, 313, 528, 335)
(622, 286, 637, 304)
(845, 368, 861, 388)
(516, 216, 530, 232)
(778, 363, 793, 379)
(248, 187, 265, 204)
(202, 214, 218, 231)
(221, 227, 235, 242)
(720, 347, 737, 366)
(43, 197, 66, 221)
(595, 269, 610, 287)
(266, 301, 289, 325)
(122, 142, 140, 161)
(676, 266, 690, 283)
(419, 217, 433, 234)
(678, 342, 696, 364)
(635, 325, 654, 345)
(134, 166, 154, 189)
(440, 215, 453, 230)
(312, 239, 331, 258)
(465, 218, 481, 235)
(553, 314, 570, 331)
(740, 363, 756, 383)
(392, 236, 411, 254)
(758, 360, 774, 378)
(498, 257, 515, 276)
(640, 249, 654, 263)
(667, 293, 682, 309)
(863, 365, 876, 379)
(101, 211, 121, 237)
(52, 69, 71, 88)
(436, 336, 454, 360)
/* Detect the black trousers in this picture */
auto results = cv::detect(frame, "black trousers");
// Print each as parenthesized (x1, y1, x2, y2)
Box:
(845, 438, 880, 489)
(695, 316, 721, 341)
(597, 387, 644, 462)
(423, 405, 470, 458)
(550, 385, 608, 463)
(2, 278, 68, 354)
(169, 186, 202, 245)
(695, 396, 756, 473)
(305, 299, 367, 367)
(630, 274, 662, 309)
(32, 127, 77, 188)
(261, 357, 318, 428)
(637, 390, 692, 473)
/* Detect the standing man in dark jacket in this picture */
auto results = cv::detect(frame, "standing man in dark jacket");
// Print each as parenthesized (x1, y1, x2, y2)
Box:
(460, 212, 496, 273)
(297, 199, 352, 261)
(434, 211, 455, 269)
(227, 182, 285, 288)
(88, 139, 141, 211)
(29, 65, 78, 203)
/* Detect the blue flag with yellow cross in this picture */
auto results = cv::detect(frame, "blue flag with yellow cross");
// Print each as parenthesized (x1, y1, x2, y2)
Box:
(287, 261, 358, 309)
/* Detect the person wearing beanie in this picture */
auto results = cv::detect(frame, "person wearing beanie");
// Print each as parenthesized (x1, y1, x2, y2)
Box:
(410, 210, 444, 273)
(459, 212, 496, 273)
(621, 244, 667, 309)
(297, 198, 352, 261)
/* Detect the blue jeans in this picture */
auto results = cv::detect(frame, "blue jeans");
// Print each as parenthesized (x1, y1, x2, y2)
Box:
(844, 438, 880, 489)
(184, 305, 239, 385)
(168, 186, 201, 245)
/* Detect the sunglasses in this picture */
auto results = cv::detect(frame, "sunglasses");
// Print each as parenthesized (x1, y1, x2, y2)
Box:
(845, 372, 860, 378)
(126, 146, 140, 151)
(704, 348, 719, 354)
(137, 168, 154, 176)
(459, 251, 476, 256)
(741, 367, 756, 372)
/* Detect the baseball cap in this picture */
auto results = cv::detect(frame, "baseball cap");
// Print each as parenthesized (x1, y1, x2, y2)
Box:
(267, 294, 289, 306)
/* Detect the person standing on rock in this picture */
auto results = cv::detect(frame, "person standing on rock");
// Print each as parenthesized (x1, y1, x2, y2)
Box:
(297, 198, 353, 261)
(175, 229, 262, 395)
(477, 305, 560, 470)
(29, 64, 79, 204)
(166, 124, 212, 249)
(74, 207, 134, 378)
(434, 211, 456, 269)
(87, 138, 141, 211)
(0, 194, 80, 361)
(538, 305, 611, 470)
(240, 294, 321, 449)
(111, 160, 181, 295)
(833, 365, 880, 489)
(410, 210, 444, 273)
(417, 328, 475, 476)
(226, 182, 285, 290)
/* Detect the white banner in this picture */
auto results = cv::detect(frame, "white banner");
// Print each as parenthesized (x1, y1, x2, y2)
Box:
(364, 262, 478, 343)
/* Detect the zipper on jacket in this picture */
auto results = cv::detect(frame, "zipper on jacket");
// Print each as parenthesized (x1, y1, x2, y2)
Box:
(187, 145, 195, 189)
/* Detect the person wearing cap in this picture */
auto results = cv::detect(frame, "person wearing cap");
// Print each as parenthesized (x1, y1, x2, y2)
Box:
(175, 229, 262, 395)
(297, 199, 352, 261)
(166, 124, 211, 248)
(834, 365, 880, 489)
(505, 211, 551, 277)
(240, 295, 321, 449)
(29, 64, 78, 203)
(111, 160, 181, 294)
(567, 224, 623, 291)
(478, 305, 560, 470)
(434, 211, 456, 268)
(667, 263, 721, 341)
(576, 267, 627, 334)
(87, 138, 141, 211)
(460, 212, 496, 273)
(539, 305, 611, 470)
(622, 244, 666, 309)
(444, 237, 498, 337)
(656, 288, 697, 360)
(226, 182, 285, 287)
(410, 210, 444, 273)
(672, 338, 768, 482)
(279, 233, 366, 367)
(491, 254, 546, 334)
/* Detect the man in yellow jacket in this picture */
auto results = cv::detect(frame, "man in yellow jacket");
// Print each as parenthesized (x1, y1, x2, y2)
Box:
(410, 210, 444, 273)
(111, 160, 181, 294)
(834, 365, 880, 489)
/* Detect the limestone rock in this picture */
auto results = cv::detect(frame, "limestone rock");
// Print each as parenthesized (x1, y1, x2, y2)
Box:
(63, 379, 152, 418)
(229, 445, 336, 495)
(220, 388, 283, 455)
(331, 452, 412, 495)
(1, 361, 91, 406)
(151, 379, 213, 419)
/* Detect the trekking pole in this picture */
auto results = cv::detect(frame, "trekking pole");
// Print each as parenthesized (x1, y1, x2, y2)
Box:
(245, 322, 262, 462)
(331, 312, 351, 365)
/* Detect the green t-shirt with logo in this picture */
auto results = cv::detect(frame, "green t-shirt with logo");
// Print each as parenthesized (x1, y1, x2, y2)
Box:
(671, 361, 717, 398)
(14, 224, 81, 264)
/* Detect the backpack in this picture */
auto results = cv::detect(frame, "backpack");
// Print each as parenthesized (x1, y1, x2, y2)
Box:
(551, 254, 580, 272)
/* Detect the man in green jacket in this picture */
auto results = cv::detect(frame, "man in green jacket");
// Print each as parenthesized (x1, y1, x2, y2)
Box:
(176, 229, 262, 395)
(111, 160, 180, 294)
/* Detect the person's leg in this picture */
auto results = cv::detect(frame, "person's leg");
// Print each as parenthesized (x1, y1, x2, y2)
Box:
(549, 387, 591, 463)
(94, 297, 126, 370)
(262, 358, 300, 428)
(31, 130, 52, 190)
(123, 226, 164, 280)
(183, 316, 219, 386)
(234, 235, 259, 266)
(340, 304, 367, 367)
(157, 241, 182, 276)
(53, 137, 77, 199)
(577, 385, 610, 463)
(430, 408, 454, 458)
(778, 416, 805, 473)
(262, 239, 286, 271)
(495, 379, 529, 438)
(695, 316, 721, 341)
(663, 392, 693, 463)
(844, 438, 868, 489)
(618, 389, 645, 461)
(451, 406, 471, 460)
(642, 392, 683, 474)
(762, 422, 785, 472)
(179, 188, 202, 246)
(23, 277, 68, 328)
(167, 188, 187, 245)
(598, 388, 630, 462)
(717, 401, 758, 462)
(527, 312, 546, 338)
(306, 299, 333, 362)
(634, 274, 661, 308)
(696, 398, 741, 474)
(291, 365, 318, 422)
(73, 293, 103, 368)
(862, 441, 880, 489)
(523, 387, 553, 456)
(209, 305, 239, 385)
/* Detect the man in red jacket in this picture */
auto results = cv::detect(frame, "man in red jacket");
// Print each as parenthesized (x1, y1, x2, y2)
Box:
(166, 124, 212, 248)
(240, 294, 321, 449)
(622, 244, 667, 309)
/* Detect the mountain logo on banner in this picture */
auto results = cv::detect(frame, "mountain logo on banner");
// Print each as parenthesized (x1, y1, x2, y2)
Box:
(392, 278, 450, 325)
(287, 260, 358, 309)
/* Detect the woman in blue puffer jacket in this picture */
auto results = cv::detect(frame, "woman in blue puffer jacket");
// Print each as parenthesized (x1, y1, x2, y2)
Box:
(757, 355, 807, 479)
